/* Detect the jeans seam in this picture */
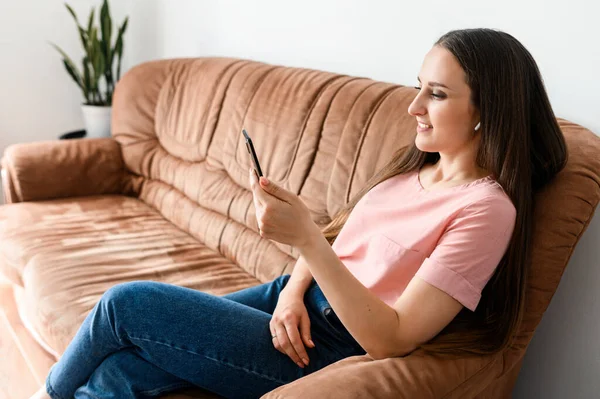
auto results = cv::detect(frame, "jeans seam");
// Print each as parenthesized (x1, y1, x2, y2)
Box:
(322, 313, 345, 339)
(100, 298, 126, 347)
(320, 309, 365, 355)
(128, 335, 289, 385)
(138, 381, 195, 396)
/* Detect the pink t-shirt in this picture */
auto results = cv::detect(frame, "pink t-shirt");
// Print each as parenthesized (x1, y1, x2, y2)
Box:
(331, 170, 516, 311)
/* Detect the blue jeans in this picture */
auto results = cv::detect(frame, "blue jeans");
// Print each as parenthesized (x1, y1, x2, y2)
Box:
(46, 275, 365, 398)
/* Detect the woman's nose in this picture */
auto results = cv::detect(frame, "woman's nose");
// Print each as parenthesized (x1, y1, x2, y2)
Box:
(408, 92, 426, 116)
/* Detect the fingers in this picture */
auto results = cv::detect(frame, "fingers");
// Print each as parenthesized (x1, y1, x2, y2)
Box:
(249, 167, 270, 205)
(284, 322, 310, 366)
(249, 168, 282, 238)
(272, 325, 306, 368)
(249, 168, 266, 235)
(298, 312, 316, 349)
(258, 176, 294, 203)
(248, 167, 294, 205)
(249, 168, 265, 206)
(270, 311, 312, 368)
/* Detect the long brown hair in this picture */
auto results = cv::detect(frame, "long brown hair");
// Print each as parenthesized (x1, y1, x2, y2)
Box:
(321, 29, 568, 357)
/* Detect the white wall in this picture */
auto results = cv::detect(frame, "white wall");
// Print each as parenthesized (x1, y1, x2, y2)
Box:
(147, 0, 600, 135)
(2, 1, 600, 397)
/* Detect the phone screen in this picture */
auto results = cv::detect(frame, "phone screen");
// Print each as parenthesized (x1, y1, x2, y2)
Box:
(242, 129, 263, 177)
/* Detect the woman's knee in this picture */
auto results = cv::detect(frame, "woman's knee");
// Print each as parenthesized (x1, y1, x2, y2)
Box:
(101, 280, 163, 308)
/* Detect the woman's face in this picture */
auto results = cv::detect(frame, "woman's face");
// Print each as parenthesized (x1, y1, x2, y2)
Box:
(408, 45, 480, 156)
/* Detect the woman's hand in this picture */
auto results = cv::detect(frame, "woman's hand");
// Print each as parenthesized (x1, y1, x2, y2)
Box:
(270, 288, 316, 368)
(248, 168, 319, 249)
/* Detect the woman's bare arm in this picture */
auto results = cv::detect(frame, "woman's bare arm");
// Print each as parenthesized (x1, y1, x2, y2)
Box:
(281, 255, 313, 298)
(299, 226, 463, 359)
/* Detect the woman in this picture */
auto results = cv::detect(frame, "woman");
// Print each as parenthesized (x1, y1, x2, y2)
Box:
(34, 28, 567, 399)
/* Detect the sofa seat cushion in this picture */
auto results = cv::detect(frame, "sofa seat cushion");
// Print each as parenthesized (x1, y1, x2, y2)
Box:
(0, 195, 260, 355)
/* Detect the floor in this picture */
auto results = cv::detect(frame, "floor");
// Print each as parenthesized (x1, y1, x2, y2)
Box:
(0, 278, 55, 399)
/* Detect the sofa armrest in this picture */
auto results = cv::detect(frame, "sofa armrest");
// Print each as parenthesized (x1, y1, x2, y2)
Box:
(262, 353, 503, 399)
(1, 138, 126, 203)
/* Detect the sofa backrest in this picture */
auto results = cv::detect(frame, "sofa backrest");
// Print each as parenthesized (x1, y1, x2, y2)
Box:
(112, 58, 418, 282)
(112, 58, 600, 369)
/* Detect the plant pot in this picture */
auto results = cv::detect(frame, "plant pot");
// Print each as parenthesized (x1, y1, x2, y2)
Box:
(81, 105, 112, 138)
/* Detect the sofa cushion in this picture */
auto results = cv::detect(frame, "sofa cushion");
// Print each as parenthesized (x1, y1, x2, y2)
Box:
(0, 195, 260, 354)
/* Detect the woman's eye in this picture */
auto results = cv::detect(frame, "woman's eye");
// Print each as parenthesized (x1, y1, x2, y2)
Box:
(414, 86, 445, 99)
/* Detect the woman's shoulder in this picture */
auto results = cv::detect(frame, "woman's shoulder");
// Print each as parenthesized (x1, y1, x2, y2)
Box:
(460, 181, 517, 222)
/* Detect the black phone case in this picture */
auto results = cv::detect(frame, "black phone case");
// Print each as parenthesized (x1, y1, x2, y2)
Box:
(242, 129, 263, 177)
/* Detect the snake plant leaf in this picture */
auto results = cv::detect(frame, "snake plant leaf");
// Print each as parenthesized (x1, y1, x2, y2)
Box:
(50, 42, 82, 81)
(56, 0, 127, 105)
(77, 27, 88, 51)
(62, 59, 89, 102)
(82, 57, 92, 103)
(112, 17, 128, 54)
(119, 17, 129, 38)
(100, 0, 112, 62)
(65, 4, 79, 26)
(87, 8, 95, 36)
(50, 43, 74, 66)
(97, 51, 107, 103)
(65, 4, 89, 53)
(114, 17, 128, 80)
(87, 26, 98, 59)
(100, 2, 115, 100)
(95, 42, 106, 78)
(92, 31, 106, 103)
(115, 39, 123, 82)
(91, 32, 101, 76)
(62, 59, 82, 87)
(114, 35, 122, 58)
(113, 28, 123, 69)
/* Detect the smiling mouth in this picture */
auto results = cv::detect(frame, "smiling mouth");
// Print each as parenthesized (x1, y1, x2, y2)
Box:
(418, 122, 433, 129)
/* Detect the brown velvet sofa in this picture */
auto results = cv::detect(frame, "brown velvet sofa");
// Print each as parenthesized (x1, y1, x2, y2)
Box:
(1, 58, 599, 398)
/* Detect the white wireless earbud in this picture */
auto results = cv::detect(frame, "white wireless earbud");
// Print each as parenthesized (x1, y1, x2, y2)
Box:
(474, 122, 481, 131)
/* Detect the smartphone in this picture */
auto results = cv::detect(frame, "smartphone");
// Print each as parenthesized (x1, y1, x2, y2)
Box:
(241, 129, 263, 178)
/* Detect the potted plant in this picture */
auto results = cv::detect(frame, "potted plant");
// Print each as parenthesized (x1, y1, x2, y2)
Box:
(51, 0, 128, 138)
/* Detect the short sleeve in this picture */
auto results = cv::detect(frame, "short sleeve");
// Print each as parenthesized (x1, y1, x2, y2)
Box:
(414, 195, 516, 311)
